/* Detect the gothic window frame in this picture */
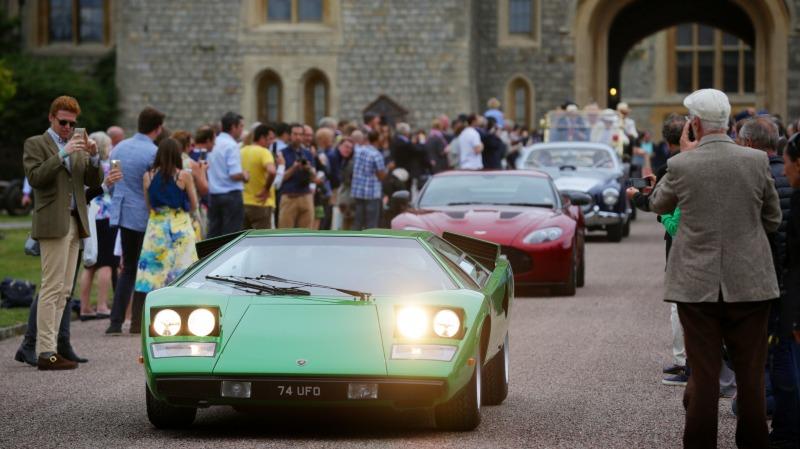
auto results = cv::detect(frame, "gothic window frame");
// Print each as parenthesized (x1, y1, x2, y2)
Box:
(506, 76, 535, 129)
(668, 23, 754, 96)
(37, 0, 112, 47)
(498, 0, 541, 48)
(263, 0, 327, 25)
(257, 70, 283, 124)
(302, 69, 329, 127)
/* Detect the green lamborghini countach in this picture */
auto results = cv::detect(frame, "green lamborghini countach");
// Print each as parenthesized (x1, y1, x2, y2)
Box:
(142, 229, 513, 431)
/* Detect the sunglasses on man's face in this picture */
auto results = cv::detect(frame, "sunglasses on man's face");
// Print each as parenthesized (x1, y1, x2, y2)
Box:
(57, 119, 77, 128)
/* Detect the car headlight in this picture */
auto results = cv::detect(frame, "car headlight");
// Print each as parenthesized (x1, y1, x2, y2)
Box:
(396, 307, 428, 339)
(433, 309, 461, 338)
(187, 308, 216, 337)
(523, 227, 563, 244)
(152, 309, 182, 337)
(602, 187, 619, 206)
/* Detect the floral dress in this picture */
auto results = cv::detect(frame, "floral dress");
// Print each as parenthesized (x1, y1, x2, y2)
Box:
(134, 170, 197, 294)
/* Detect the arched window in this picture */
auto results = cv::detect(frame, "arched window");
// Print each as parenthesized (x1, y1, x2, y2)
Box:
(257, 70, 282, 123)
(507, 77, 533, 128)
(303, 69, 329, 126)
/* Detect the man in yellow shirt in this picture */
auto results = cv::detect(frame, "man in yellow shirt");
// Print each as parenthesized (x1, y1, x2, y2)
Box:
(241, 124, 277, 229)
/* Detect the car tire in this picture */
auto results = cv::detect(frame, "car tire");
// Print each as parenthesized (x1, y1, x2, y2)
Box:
(553, 249, 577, 296)
(576, 250, 585, 288)
(607, 223, 623, 242)
(622, 218, 631, 237)
(482, 333, 509, 406)
(435, 347, 481, 431)
(146, 385, 197, 429)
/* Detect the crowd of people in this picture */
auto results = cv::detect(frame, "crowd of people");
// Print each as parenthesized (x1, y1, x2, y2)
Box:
(13, 91, 799, 447)
(627, 89, 799, 449)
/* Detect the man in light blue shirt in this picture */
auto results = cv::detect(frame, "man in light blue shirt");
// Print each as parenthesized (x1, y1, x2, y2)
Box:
(207, 112, 248, 237)
(105, 107, 164, 335)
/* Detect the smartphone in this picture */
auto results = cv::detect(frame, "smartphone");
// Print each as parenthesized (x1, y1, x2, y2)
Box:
(687, 124, 695, 141)
(74, 128, 87, 141)
(111, 159, 121, 171)
(626, 178, 652, 189)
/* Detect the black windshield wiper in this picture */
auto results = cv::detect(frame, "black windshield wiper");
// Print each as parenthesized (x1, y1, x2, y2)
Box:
(205, 275, 311, 296)
(256, 274, 372, 301)
(504, 202, 554, 208)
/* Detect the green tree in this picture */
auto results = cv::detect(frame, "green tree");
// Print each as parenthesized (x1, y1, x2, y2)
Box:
(0, 10, 117, 180)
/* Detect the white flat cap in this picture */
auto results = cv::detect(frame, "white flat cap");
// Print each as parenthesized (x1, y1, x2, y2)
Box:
(683, 89, 731, 122)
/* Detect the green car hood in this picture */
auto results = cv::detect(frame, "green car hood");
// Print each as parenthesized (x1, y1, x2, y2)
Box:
(212, 302, 387, 376)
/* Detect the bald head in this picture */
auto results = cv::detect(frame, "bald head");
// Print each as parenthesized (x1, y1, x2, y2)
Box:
(107, 126, 125, 147)
(738, 117, 778, 154)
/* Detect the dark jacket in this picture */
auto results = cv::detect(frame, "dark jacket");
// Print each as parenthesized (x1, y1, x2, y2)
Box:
(479, 129, 506, 170)
(767, 154, 793, 282)
(390, 136, 428, 183)
(784, 190, 800, 337)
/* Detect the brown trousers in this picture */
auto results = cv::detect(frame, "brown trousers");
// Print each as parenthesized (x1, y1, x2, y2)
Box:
(278, 194, 313, 229)
(244, 205, 273, 229)
(677, 300, 771, 449)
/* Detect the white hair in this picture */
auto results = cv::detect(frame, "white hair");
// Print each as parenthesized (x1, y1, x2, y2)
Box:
(89, 131, 112, 160)
(698, 118, 728, 132)
(396, 122, 411, 135)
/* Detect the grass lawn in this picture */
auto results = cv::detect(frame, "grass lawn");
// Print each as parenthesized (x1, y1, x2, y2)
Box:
(0, 214, 32, 225)
(0, 228, 110, 328)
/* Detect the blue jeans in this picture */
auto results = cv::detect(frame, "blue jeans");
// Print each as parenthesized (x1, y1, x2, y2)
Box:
(353, 198, 381, 231)
(768, 338, 800, 444)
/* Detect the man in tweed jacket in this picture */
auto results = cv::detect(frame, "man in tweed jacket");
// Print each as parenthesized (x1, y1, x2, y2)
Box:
(648, 89, 781, 448)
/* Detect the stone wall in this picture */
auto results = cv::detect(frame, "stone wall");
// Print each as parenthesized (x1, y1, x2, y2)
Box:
(787, 0, 800, 124)
(473, 0, 574, 129)
(116, 0, 243, 132)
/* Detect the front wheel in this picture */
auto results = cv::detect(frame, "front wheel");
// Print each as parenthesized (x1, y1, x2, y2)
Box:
(622, 217, 631, 237)
(607, 223, 623, 242)
(146, 385, 197, 429)
(576, 250, 585, 287)
(482, 333, 509, 405)
(435, 348, 481, 431)
(553, 249, 577, 296)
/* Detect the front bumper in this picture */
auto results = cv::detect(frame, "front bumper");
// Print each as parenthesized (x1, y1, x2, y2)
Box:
(584, 209, 626, 228)
(502, 241, 572, 285)
(153, 376, 446, 408)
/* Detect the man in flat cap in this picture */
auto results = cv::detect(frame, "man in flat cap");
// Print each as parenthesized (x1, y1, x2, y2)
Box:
(647, 89, 781, 448)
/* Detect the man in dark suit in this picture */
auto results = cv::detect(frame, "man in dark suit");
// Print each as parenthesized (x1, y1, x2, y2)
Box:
(648, 89, 781, 448)
(22, 96, 103, 370)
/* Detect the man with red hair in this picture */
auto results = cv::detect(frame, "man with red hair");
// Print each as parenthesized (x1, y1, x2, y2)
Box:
(22, 95, 103, 370)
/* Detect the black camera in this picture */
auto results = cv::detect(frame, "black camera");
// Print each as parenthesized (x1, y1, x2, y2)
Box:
(298, 156, 309, 166)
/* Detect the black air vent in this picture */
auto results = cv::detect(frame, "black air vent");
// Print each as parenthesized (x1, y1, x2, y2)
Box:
(499, 211, 521, 219)
(445, 211, 466, 219)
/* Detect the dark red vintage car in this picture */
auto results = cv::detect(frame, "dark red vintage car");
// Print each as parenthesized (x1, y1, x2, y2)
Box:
(390, 170, 589, 296)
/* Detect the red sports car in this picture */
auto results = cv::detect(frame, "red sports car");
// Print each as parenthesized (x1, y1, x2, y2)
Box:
(391, 170, 588, 296)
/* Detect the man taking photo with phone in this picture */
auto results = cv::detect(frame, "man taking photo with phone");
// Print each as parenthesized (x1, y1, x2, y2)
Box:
(646, 89, 781, 448)
(22, 95, 103, 370)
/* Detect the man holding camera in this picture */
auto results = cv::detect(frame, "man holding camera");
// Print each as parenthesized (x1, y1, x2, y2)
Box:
(22, 96, 103, 370)
(278, 124, 315, 229)
(646, 89, 781, 448)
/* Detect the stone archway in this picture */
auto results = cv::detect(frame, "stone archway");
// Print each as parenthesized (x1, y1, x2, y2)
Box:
(574, 0, 790, 117)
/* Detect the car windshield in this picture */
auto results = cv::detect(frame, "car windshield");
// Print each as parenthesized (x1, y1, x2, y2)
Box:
(182, 236, 457, 296)
(525, 147, 616, 169)
(418, 174, 557, 208)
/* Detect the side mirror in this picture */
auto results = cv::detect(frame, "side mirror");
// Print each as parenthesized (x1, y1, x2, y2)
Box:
(562, 191, 592, 207)
(389, 190, 411, 213)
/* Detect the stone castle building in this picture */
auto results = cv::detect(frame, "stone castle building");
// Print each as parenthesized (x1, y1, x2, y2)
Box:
(6, 0, 800, 135)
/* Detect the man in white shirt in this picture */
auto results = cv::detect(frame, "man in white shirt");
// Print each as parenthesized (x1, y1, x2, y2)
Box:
(459, 114, 484, 170)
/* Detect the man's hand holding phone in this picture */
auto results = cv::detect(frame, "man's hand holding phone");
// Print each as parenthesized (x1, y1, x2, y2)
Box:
(65, 131, 86, 155)
(680, 120, 699, 152)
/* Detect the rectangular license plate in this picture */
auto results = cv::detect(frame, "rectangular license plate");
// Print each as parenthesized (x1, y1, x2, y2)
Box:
(274, 384, 324, 400)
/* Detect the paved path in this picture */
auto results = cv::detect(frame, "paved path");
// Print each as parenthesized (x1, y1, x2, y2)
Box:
(0, 214, 741, 448)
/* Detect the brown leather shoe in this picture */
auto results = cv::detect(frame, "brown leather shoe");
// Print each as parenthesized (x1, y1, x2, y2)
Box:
(37, 353, 78, 370)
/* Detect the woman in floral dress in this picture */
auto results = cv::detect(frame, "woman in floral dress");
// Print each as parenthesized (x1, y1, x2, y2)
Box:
(134, 138, 198, 296)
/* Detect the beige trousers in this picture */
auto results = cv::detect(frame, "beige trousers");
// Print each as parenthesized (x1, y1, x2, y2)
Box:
(278, 194, 313, 229)
(36, 218, 80, 355)
(244, 205, 274, 229)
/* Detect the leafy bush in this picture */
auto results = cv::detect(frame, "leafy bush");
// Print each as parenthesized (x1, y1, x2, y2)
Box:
(0, 11, 117, 181)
